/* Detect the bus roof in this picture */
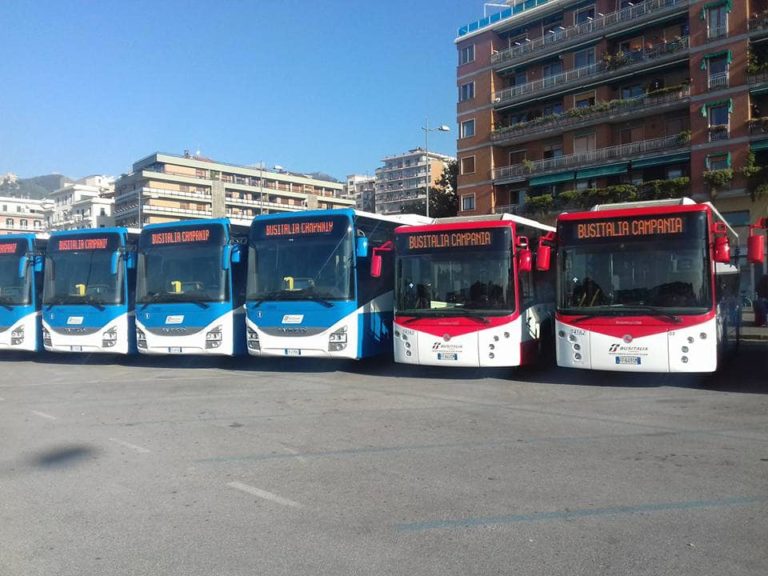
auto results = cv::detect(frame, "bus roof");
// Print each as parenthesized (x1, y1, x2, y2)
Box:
(433, 212, 555, 232)
(251, 208, 432, 227)
(49, 226, 130, 238)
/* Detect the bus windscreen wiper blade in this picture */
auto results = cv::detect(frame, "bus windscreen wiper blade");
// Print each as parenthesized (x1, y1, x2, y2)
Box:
(0, 296, 15, 309)
(566, 306, 681, 323)
(622, 305, 682, 323)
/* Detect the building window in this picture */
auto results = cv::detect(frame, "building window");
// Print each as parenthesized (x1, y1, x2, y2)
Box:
(574, 91, 596, 108)
(667, 167, 684, 179)
(706, 153, 730, 170)
(509, 150, 527, 164)
(461, 194, 476, 211)
(459, 44, 475, 65)
(705, 53, 730, 90)
(20, 219, 28, 229)
(461, 119, 476, 138)
(459, 81, 475, 102)
(573, 132, 596, 153)
(5, 218, 12, 227)
(705, 3, 729, 39)
(461, 156, 476, 175)
(620, 85, 643, 100)
(705, 100, 731, 141)
(34, 220, 42, 229)
(542, 61, 563, 79)
(574, 47, 595, 69)
(575, 5, 595, 24)
(543, 101, 564, 116)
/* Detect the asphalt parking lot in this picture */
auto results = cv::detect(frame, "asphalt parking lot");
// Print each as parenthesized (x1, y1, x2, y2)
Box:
(2, 344, 767, 576)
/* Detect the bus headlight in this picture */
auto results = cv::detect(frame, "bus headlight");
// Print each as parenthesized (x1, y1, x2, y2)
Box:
(136, 328, 147, 349)
(247, 327, 260, 351)
(102, 327, 118, 348)
(206, 325, 223, 349)
(328, 326, 347, 351)
(11, 325, 24, 345)
(43, 326, 52, 347)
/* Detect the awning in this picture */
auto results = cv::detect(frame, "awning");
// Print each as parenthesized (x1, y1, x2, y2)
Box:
(632, 153, 690, 169)
(529, 171, 575, 186)
(576, 163, 628, 179)
(751, 139, 768, 152)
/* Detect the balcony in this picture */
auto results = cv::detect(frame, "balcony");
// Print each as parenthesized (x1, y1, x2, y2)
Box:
(748, 69, 768, 87)
(707, 72, 729, 90)
(492, 37, 689, 108)
(491, 85, 690, 146)
(749, 12, 768, 37)
(749, 117, 768, 135)
(706, 25, 728, 41)
(494, 204, 521, 215)
(491, 0, 688, 70)
(492, 134, 688, 184)
(708, 125, 729, 142)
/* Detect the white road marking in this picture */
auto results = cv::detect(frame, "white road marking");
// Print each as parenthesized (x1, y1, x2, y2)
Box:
(226, 481, 303, 508)
(31, 410, 57, 420)
(109, 438, 151, 454)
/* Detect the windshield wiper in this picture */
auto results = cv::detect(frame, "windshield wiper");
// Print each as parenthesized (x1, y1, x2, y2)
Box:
(82, 295, 106, 311)
(249, 291, 288, 308)
(0, 296, 16, 310)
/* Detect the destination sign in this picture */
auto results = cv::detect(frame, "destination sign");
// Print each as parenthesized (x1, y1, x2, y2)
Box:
(150, 229, 211, 245)
(56, 237, 110, 251)
(559, 212, 704, 245)
(576, 217, 685, 240)
(397, 227, 510, 253)
(0, 242, 21, 255)
(264, 221, 335, 237)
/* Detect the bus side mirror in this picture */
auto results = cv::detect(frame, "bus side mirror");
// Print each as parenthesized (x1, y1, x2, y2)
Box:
(536, 244, 552, 271)
(713, 236, 730, 263)
(356, 236, 369, 258)
(748, 234, 765, 264)
(18, 255, 28, 278)
(518, 248, 532, 272)
(33, 255, 44, 273)
(221, 245, 232, 270)
(231, 244, 242, 264)
(370, 241, 393, 279)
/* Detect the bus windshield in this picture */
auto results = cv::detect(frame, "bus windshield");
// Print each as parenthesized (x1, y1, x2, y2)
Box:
(0, 240, 31, 306)
(395, 227, 514, 316)
(557, 212, 711, 316)
(248, 216, 353, 302)
(44, 252, 122, 306)
(137, 225, 228, 304)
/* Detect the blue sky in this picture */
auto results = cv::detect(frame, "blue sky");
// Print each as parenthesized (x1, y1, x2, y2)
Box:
(0, 0, 485, 181)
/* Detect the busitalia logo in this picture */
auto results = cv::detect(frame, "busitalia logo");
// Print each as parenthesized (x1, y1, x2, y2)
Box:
(432, 342, 441, 351)
(609, 344, 621, 353)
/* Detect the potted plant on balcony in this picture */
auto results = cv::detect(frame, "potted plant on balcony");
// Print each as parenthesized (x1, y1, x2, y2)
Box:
(702, 168, 733, 196)
(677, 129, 691, 145)
(522, 159, 535, 173)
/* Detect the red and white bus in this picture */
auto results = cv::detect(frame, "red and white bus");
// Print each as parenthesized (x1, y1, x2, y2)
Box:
(392, 214, 556, 367)
(554, 198, 740, 373)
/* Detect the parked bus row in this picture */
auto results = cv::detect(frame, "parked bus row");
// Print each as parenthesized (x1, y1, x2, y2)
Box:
(0, 199, 753, 373)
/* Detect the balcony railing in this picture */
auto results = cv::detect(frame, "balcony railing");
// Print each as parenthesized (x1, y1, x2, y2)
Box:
(491, 0, 687, 69)
(749, 117, 768, 135)
(708, 125, 729, 142)
(748, 70, 768, 86)
(491, 85, 690, 144)
(492, 37, 689, 107)
(706, 25, 728, 40)
(492, 134, 688, 182)
(749, 12, 768, 34)
(494, 204, 521, 215)
(708, 72, 729, 90)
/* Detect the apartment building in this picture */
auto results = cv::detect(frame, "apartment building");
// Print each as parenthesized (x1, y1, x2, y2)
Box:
(46, 175, 115, 231)
(454, 0, 768, 242)
(0, 196, 47, 235)
(345, 174, 376, 212)
(113, 152, 351, 228)
(374, 148, 455, 215)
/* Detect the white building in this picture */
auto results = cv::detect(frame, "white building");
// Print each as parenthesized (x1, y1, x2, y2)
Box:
(46, 175, 115, 230)
(0, 196, 47, 235)
(345, 174, 376, 212)
(374, 148, 455, 215)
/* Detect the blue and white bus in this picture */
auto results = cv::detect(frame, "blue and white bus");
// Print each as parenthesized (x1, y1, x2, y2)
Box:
(135, 219, 247, 355)
(42, 228, 137, 354)
(0, 234, 46, 352)
(245, 209, 430, 359)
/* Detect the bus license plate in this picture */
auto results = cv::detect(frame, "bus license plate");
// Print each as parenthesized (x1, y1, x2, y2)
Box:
(285, 349, 301, 356)
(616, 356, 641, 365)
(169, 347, 182, 354)
(437, 352, 458, 361)
(71, 345, 82, 352)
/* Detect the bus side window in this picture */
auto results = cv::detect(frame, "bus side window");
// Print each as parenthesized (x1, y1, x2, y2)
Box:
(520, 269, 534, 307)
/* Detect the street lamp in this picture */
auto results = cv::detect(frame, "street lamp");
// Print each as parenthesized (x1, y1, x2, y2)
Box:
(422, 120, 450, 218)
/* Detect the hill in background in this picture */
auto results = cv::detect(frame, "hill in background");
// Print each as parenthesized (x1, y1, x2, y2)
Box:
(0, 174, 73, 199)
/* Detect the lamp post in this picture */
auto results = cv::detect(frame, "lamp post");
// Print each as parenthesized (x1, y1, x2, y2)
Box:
(422, 120, 451, 218)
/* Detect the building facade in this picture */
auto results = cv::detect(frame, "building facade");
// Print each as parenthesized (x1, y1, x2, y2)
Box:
(345, 174, 376, 212)
(374, 148, 455, 215)
(0, 196, 47, 235)
(114, 153, 352, 229)
(45, 175, 115, 231)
